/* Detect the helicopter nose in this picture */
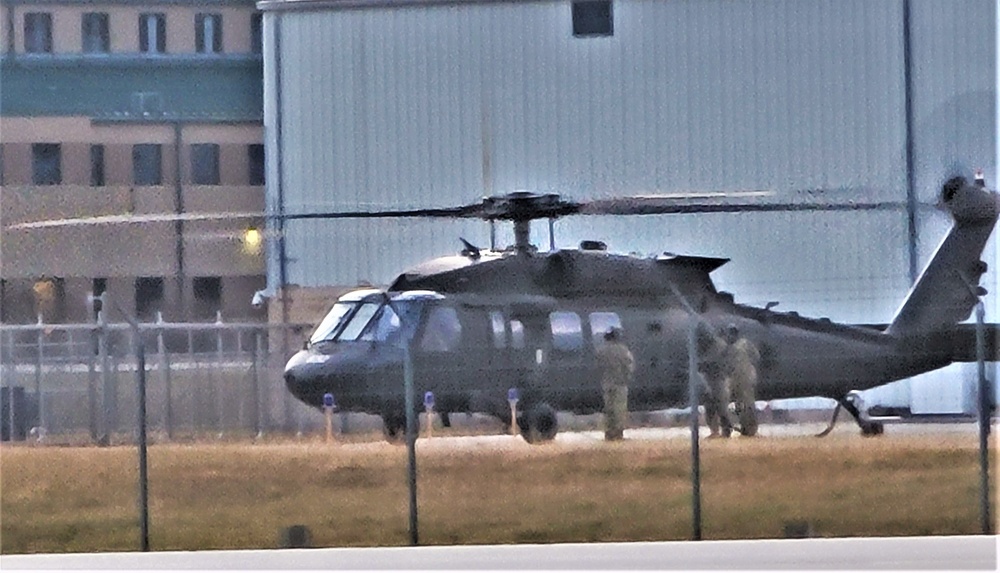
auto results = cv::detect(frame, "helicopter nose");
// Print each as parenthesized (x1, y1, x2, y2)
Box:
(284, 349, 323, 405)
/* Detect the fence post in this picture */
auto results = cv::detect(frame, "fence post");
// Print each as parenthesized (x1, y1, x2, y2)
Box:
(87, 324, 99, 442)
(252, 329, 263, 438)
(98, 309, 113, 446)
(4, 331, 16, 442)
(157, 312, 173, 441)
(215, 311, 224, 438)
(190, 327, 199, 434)
(35, 314, 46, 438)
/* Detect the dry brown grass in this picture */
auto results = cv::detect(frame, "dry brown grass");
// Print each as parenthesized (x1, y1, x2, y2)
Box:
(1, 431, 996, 554)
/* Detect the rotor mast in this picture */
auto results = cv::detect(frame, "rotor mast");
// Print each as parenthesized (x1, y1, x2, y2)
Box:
(513, 220, 532, 253)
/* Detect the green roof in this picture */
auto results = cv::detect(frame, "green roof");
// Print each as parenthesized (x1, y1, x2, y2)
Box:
(1, 55, 263, 120)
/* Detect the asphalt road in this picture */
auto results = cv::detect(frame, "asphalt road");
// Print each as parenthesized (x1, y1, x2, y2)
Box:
(2, 535, 996, 570)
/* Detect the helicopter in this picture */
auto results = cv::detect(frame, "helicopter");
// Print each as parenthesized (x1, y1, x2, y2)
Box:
(281, 174, 1000, 443)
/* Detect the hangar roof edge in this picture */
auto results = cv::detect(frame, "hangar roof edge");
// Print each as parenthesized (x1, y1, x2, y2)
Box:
(257, 0, 553, 13)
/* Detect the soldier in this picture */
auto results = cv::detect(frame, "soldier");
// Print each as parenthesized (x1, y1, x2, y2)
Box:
(595, 327, 634, 440)
(695, 323, 733, 438)
(721, 324, 761, 437)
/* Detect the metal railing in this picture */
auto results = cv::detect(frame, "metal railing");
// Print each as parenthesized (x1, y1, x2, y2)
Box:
(0, 312, 315, 444)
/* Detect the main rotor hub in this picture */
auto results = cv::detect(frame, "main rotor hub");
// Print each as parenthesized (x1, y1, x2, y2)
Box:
(480, 192, 576, 222)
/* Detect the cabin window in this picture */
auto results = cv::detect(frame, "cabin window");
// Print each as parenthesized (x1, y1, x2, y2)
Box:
(420, 306, 462, 352)
(338, 302, 379, 341)
(589, 312, 623, 346)
(510, 319, 525, 349)
(550, 311, 584, 352)
(490, 311, 506, 348)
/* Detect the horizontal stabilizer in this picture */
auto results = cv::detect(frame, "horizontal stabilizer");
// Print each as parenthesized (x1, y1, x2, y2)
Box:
(937, 323, 1000, 362)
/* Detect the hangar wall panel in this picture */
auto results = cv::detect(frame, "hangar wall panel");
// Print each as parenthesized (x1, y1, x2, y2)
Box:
(267, 0, 916, 302)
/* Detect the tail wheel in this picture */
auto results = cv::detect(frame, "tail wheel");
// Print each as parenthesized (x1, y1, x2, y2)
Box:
(520, 403, 558, 444)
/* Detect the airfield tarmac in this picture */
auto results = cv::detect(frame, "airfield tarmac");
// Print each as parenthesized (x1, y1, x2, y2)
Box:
(331, 419, 990, 454)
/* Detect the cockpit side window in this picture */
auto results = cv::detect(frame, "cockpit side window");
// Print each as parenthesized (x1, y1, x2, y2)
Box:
(337, 302, 380, 341)
(419, 306, 462, 352)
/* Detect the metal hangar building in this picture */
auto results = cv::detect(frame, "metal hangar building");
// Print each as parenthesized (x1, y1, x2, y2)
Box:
(256, 0, 996, 413)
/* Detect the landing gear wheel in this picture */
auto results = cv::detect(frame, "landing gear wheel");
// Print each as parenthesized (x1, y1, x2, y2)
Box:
(382, 415, 406, 444)
(519, 403, 558, 444)
(839, 396, 885, 438)
(859, 421, 884, 437)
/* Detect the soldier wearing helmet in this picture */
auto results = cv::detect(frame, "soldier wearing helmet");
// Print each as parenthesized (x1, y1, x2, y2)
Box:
(696, 322, 733, 438)
(595, 327, 634, 440)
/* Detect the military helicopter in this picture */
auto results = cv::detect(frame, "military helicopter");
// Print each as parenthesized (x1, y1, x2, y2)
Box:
(281, 175, 1000, 443)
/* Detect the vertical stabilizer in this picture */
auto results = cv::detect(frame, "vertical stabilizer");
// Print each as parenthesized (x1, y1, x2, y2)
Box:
(887, 177, 999, 336)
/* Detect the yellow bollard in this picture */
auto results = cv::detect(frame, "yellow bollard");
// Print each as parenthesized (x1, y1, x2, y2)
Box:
(323, 393, 335, 444)
(423, 392, 435, 439)
(508, 388, 520, 436)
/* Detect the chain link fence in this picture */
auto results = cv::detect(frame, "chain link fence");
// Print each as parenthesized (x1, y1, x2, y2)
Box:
(0, 313, 322, 444)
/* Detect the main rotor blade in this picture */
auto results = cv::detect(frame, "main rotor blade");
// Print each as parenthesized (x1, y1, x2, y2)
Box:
(7, 212, 262, 230)
(575, 194, 912, 216)
(283, 204, 484, 220)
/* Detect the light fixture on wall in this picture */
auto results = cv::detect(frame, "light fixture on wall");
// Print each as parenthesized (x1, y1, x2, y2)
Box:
(243, 227, 263, 254)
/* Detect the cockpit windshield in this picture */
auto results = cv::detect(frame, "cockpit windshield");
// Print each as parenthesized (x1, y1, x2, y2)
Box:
(337, 302, 381, 341)
(309, 302, 356, 345)
(310, 290, 444, 346)
(308, 288, 383, 346)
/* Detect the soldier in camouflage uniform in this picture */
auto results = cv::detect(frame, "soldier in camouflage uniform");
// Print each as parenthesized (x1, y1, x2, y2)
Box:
(696, 323, 733, 438)
(720, 324, 760, 437)
(595, 327, 634, 441)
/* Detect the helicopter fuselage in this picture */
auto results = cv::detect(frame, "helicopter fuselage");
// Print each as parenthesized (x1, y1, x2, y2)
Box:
(283, 284, 955, 432)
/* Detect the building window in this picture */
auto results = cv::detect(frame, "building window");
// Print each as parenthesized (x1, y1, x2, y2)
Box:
(195, 13, 222, 54)
(82, 13, 110, 53)
(250, 13, 263, 54)
(133, 144, 162, 186)
(572, 0, 613, 37)
(193, 276, 222, 317)
(91, 277, 107, 316)
(90, 145, 105, 186)
(32, 144, 61, 185)
(191, 144, 220, 185)
(24, 13, 53, 53)
(248, 144, 265, 185)
(135, 277, 164, 318)
(139, 13, 166, 53)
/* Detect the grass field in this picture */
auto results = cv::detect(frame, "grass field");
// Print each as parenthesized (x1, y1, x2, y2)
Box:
(1, 429, 996, 554)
